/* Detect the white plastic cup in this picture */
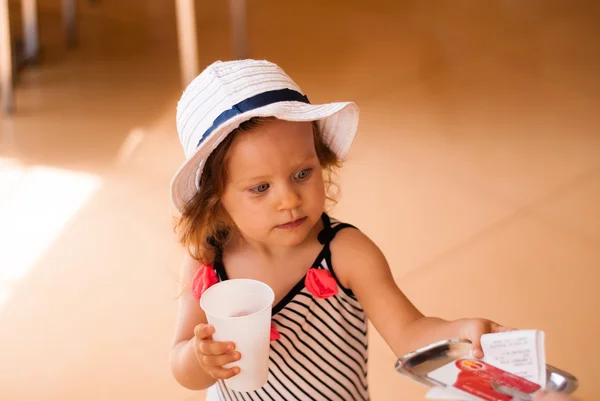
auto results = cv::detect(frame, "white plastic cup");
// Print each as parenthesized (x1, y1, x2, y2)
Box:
(200, 279, 275, 392)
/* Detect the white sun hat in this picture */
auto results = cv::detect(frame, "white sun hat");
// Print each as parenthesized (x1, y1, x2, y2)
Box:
(170, 59, 360, 213)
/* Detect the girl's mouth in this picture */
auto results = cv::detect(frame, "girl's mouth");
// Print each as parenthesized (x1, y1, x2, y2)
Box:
(276, 217, 307, 230)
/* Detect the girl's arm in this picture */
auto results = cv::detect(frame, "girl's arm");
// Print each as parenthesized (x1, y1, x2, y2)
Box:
(331, 228, 507, 359)
(169, 253, 217, 390)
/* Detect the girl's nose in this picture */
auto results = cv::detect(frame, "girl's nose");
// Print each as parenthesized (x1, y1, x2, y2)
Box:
(277, 185, 302, 211)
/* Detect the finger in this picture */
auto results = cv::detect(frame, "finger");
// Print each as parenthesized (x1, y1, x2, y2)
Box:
(466, 322, 485, 358)
(496, 326, 516, 332)
(194, 324, 215, 340)
(202, 351, 241, 367)
(532, 391, 547, 401)
(199, 339, 236, 356)
(490, 321, 514, 333)
(470, 335, 484, 359)
(207, 366, 241, 380)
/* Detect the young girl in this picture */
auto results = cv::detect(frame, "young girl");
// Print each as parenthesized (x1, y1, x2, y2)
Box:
(169, 59, 508, 401)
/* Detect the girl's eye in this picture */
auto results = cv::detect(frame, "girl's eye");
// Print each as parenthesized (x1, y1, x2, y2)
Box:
(295, 169, 312, 181)
(250, 183, 270, 193)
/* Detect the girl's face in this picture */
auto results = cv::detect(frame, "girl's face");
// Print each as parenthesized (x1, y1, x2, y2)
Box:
(221, 119, 326, 248)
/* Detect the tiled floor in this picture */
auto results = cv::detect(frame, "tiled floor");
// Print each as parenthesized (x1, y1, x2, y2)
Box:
(0, 1, 598, 400)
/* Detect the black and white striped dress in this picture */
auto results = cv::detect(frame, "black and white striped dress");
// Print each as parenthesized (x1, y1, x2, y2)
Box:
(207, 214, 370, 401)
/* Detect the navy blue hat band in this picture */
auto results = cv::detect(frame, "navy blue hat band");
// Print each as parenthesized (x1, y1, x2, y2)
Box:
(197, 88, 310, 148)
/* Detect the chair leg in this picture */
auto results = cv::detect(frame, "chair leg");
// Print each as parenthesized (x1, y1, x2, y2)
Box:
(0, 0, 14, 115)
(175, 0, 199, 87)
(62, 0, 77, 48)
(22, 0, 40, 63)
(229, 0, 247, 59)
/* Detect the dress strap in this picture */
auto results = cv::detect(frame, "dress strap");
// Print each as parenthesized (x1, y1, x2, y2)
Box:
(317, 213, 358, 245)
(210, 240, 228, 282)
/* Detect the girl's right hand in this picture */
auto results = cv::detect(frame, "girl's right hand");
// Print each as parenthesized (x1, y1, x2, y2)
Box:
(193, 323, 241, 380)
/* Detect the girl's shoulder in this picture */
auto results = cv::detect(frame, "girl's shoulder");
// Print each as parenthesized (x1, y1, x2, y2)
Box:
(326, 216, 391, 291)
(327, 221, 380, 259)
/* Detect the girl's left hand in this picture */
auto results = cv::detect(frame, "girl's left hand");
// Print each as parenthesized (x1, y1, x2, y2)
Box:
(456, 318, 515, 358)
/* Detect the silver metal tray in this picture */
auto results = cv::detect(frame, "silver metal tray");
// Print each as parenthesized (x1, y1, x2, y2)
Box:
(395, 339, 578, 398)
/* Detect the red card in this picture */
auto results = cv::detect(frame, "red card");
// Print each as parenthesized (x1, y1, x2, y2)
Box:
(452, 359, 541, 401)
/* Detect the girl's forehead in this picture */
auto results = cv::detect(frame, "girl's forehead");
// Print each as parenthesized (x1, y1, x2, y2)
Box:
(231, 121, 314, 157)
(227, 120, 316, 174)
